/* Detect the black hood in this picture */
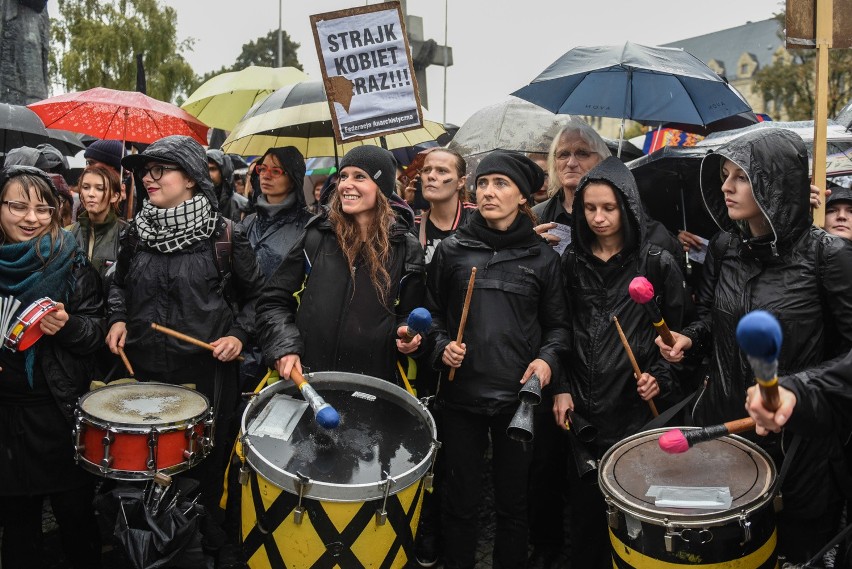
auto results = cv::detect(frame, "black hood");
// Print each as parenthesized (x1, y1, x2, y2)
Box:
(206, 149, 235, 189)
(700, 129, 811, 254)
(572, 156, 645, 257)
(249, 146, 307, 209)
(122, 135, 217, 210)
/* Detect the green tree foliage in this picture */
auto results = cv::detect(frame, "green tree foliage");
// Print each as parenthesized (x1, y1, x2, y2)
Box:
(51, 0, 196, 103)
(194, 30, 302, 88)
(753, 12, 852, 120)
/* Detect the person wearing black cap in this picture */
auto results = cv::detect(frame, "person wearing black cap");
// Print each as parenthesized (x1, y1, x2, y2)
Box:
(207, 148, 249, 223)
(257, 144, 426, 386)
(825, 184, 852, 241)
(0, 166, 104, 568)
(105, 135, 264, 552)
(424, 150, 569, 569)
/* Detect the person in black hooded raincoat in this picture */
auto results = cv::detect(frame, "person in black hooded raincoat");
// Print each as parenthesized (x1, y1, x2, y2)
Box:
(207, 148, 249, 223)
(659, 128, 852, 565)
(552, 156, 689, 567)
(256, 145, 426, 386)
(105, 135, 264, 548)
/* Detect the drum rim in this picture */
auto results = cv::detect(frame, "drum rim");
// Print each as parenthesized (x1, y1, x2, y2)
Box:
(4, 297, 56, 350)
(77, 382, 212, 431)
(75, 454, 210, 481)
(242, 371, 438, 502)
(598, 427, 778, 528)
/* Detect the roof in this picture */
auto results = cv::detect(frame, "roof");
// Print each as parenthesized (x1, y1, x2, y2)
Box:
(663, 18, 783, 80)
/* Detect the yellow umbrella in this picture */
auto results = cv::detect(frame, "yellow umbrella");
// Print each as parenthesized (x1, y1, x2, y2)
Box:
(221, 80, 446, 157)
(181, 66, 308, 131)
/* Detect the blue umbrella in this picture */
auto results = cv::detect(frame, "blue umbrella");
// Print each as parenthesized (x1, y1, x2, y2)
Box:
(512, 42, 753, 155)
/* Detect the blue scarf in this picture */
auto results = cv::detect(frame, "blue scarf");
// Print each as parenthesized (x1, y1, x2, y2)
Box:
(0, 230, 80, 386)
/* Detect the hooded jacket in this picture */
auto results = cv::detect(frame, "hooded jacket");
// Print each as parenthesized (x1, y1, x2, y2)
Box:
(256, 206, 425, 385)
(556, 157, 689, 452)
(683, 128, 852, 519)
(239, 147, 313, 278)
(207, 149, 249, 222)
(425, 211, 570, 415)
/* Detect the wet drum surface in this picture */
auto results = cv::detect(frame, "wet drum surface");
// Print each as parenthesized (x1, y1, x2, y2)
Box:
(80, 383, 208, 424)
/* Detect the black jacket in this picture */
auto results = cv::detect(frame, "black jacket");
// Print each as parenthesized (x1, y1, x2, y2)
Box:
(425, 212, 570, 414)
(208, 149, 249, 222)
(683, 129, 852, 518)
(556, 157, 689, 451)
(107, 215, 264, 373)
(256, 211, 426, 384)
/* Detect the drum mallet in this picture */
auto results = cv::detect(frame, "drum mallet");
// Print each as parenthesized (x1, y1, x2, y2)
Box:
(628, 276, 675, 347)
(150, 322, 245, 362)
(291, 368, 340, 429)
(400, 307, 432, 342)
(448, 267, 477, 381)
(659, 417, 756, 454)
(612, 314, 659, 417)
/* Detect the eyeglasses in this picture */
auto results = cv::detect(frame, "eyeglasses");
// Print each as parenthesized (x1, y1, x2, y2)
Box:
(2, 200, 55, 219)
(256, 165, 286, 178)
(136, 165, 182, 181)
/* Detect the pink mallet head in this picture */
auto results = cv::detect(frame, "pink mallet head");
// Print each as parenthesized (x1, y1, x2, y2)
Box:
(629, 276, 655, 305)
(658, 428, 690, 454)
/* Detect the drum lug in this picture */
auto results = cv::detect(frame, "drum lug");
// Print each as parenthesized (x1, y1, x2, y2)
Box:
(376, 471, 396, 526)
(204, 413, 215, 450)
(664, 521, 678, 554)
(605, 498, 619, 529)
(293, 472, 311, 525)
(424, 440, 442, 491)
(773, 492, 784, 512)
(184, 428, 197, 464)
(101, 430, 115, 474)
(147, 429, 159, 471)
(239, 465, 250, 486)
(739, 512, 752, 544)
(73, 416, 84, 463)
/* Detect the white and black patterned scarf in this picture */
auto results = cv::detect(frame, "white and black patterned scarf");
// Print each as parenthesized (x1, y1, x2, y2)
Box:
(135, 194, 218, 253)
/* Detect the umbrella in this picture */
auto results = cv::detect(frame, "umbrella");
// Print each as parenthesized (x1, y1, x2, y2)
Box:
(0, 102, 85, 156)
(181, 65, 309, 131)
(221, 80, 446, 158)
(28, 87, 209, 145)
(835, 98, 852, 130)
(512, 41, 753, 155)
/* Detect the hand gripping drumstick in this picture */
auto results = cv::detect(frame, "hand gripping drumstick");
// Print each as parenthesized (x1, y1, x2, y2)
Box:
(150, 322, 245, 362)
(611, 315, 659, 417)
(290, 368, 340, 429)
(401, 307, 433, 342)
(448, 267, 477, 381)
(659, 417, 756, 454)
(628, 276, 675, 347)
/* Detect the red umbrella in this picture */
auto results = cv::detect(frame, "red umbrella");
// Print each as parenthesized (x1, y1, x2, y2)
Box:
(28, 87, 208, 145)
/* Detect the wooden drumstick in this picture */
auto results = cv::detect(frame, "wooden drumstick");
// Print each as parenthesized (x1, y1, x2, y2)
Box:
(150, 322, 245, 362)
(117, 347, 135, 376)
(612, 315, 659, 417)
(448, 267, 477, 381)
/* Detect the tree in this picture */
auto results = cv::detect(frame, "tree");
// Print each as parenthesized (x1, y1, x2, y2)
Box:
(193, 30, 303, 88)
(753, 12, 852, 120)
(50, 0, 197, 103)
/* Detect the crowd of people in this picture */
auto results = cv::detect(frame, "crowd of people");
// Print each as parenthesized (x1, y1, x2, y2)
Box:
(0, 118, 851, 569)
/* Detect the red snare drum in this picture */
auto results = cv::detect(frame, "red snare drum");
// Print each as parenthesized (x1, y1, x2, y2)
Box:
(74, 383, 213, 480)
(4, 297, 57, 351)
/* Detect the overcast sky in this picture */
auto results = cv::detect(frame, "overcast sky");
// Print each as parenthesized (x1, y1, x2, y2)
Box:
(46, 0, 785, 126)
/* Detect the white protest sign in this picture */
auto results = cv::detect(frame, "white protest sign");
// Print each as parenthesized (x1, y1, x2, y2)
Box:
(311, 2, 424, 142)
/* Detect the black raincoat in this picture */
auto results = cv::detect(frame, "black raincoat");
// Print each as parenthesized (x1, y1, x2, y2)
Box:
(555, 157, 689, 452)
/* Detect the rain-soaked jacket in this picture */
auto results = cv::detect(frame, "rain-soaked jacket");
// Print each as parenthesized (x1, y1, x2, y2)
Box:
(683, 128, 852, 519)
(555, 157, 689, 453)
(207, 149, 249, 222)
(256, 205, 425, 385)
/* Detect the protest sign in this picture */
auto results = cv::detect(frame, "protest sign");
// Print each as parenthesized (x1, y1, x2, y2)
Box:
(310, 2, 424, 142)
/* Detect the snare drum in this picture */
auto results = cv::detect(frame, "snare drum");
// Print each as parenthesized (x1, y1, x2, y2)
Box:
(74, 383, 214, 480)
(4, 297, 57, 351)
(599, 428, 778, 568)
(240, 371, 438, 569)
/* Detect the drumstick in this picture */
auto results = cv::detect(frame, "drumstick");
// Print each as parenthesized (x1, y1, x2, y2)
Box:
(612, 315, 659, 417)
(150, 322, 245, 362)
(659, 417, 755, 454)
(448, 267, 477, 381)
(117, 347, 135, 376)
(290, 368, 340, 429)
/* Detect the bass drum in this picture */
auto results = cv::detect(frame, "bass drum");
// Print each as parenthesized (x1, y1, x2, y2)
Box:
(240, 371, 438, 569)
(599, 427, 778, 568)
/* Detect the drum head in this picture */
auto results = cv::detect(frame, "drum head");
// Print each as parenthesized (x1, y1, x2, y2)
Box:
(79, 383, 209, 427)
(242, 371, 437, 502)
(599, 428, 776, 525)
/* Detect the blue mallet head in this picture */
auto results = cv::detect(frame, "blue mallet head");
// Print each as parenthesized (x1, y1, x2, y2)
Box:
(407, 307, 433, 336)
(736, 310, 782, 362)
(315, 404, 341, 429)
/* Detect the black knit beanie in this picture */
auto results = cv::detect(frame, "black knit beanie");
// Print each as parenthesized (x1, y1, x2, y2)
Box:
(84, 139, 125, 172)
(475, 151, 544, 199)
(338, 145, 397, 198)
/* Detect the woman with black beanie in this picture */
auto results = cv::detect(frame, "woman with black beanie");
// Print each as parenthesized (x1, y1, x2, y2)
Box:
(425, 150, 569, 569)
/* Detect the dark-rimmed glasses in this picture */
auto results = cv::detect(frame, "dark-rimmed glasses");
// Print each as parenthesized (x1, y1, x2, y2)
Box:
(136, 165, 182, 181)
(2, 200, 55, 219)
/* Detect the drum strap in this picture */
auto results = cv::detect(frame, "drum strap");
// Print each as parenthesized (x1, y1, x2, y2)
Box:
(641, 389, 698, 431)
(776, 432, 801, 491)
(397, 360, 415, 396)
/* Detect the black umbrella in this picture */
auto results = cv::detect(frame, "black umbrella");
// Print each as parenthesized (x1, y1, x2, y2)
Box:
(0, 102, 84, 156)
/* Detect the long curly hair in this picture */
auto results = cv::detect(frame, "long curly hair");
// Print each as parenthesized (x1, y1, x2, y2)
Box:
(327, 189, 396, 302)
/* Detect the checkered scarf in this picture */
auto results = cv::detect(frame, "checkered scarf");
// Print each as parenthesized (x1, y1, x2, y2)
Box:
(135, 194, 217, 253)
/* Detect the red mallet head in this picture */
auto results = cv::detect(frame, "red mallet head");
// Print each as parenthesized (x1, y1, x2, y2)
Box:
(658, 428, 690, 454)
(629, 276, 655, 305)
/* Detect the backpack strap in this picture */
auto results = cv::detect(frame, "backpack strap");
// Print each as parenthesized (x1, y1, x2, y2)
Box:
(302, 226, 324, 276)
(212, 217, 233, 298)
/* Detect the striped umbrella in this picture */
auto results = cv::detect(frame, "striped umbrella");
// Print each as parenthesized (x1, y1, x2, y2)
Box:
(221, 80, 445, 158)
